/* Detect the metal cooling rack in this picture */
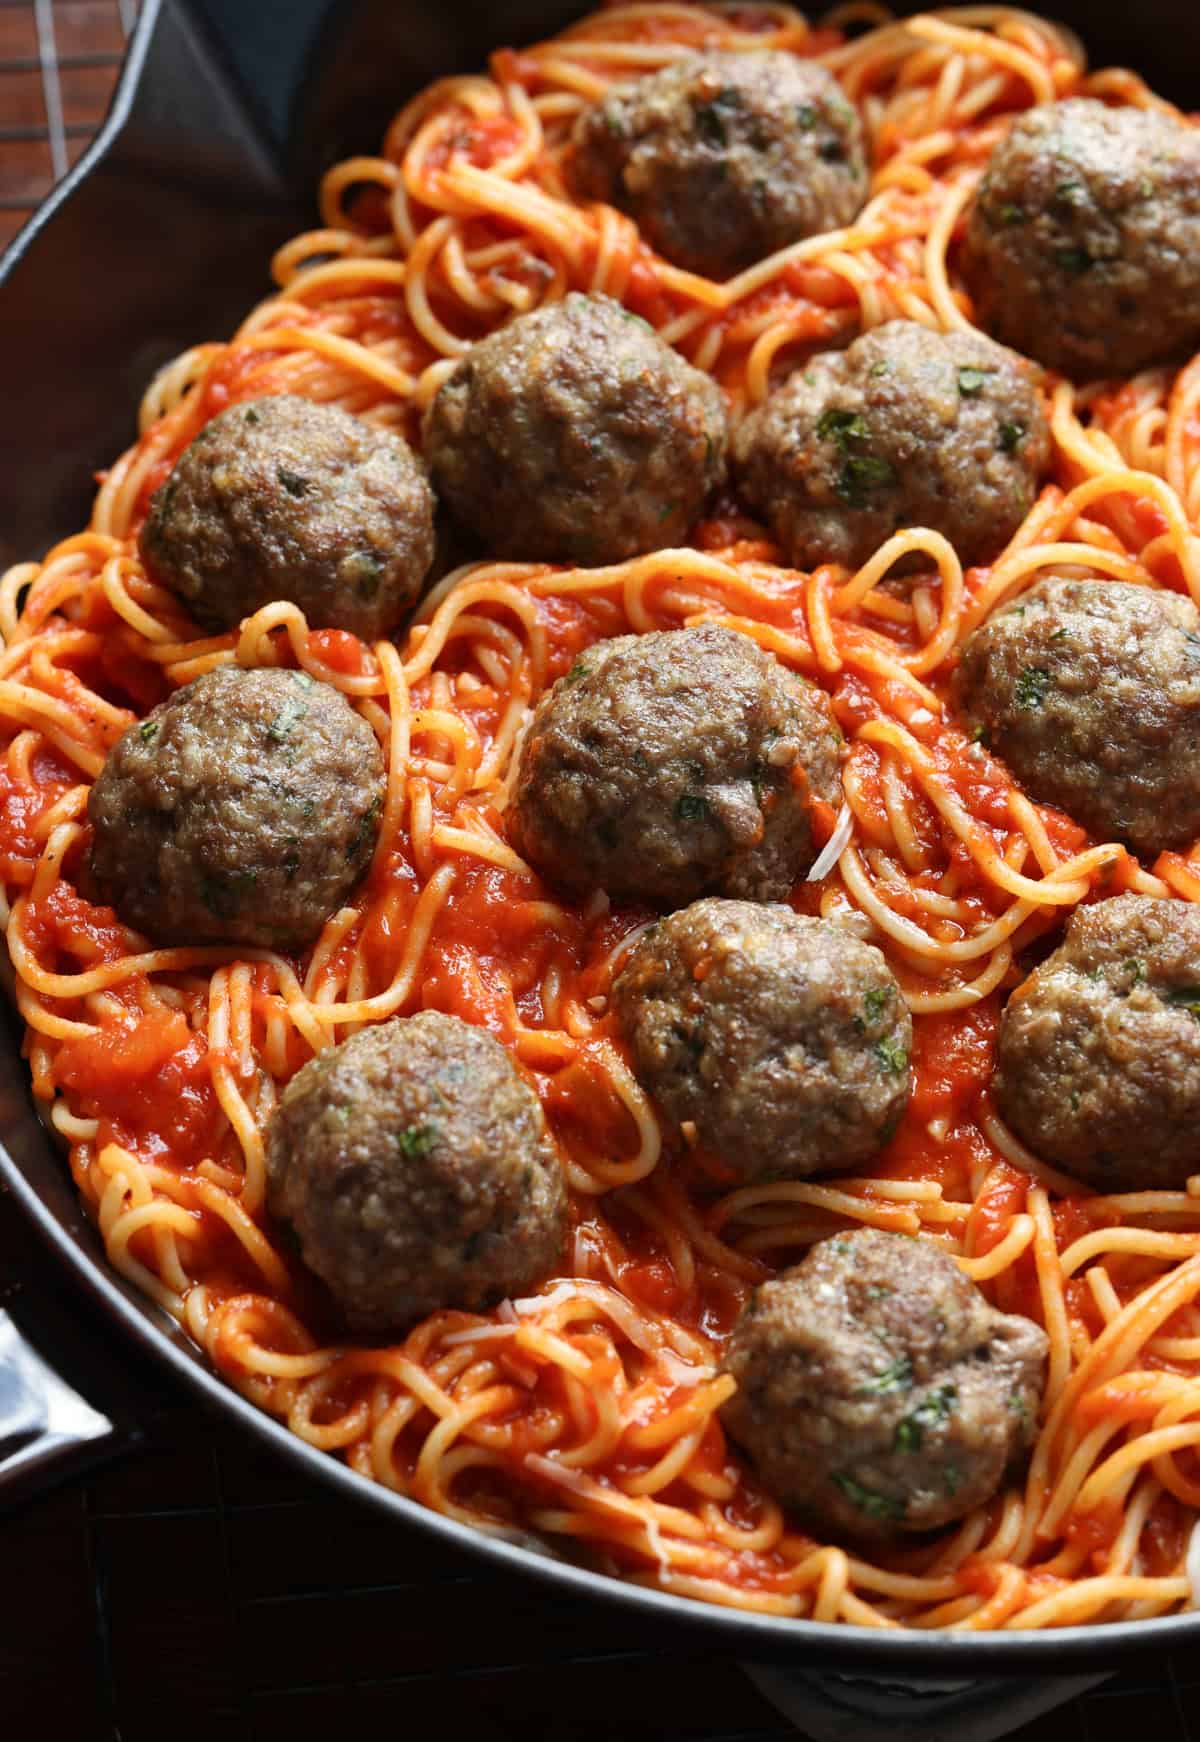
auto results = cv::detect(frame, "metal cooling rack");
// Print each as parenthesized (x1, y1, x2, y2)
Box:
(0, 0, 138, 250)
(1, 6, 1200, 1737)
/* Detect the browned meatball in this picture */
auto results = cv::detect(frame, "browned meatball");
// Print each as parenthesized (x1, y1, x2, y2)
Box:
(88, 665, 383, 949)
(721, 1229, 1048, 1539)
(613, 900, 911, 1182)
(953, 577, 1200, 859)
(140, 395, 436, 638)
(569, 50, 867, 280)
(266, 1012, 566, 1331)
(733, 320, 1049, 572)
(422, 293, 727, 565)
(510, 624, 842, 905)
(997, 894, 1200, 1190)
(962, 99, 1200, 380)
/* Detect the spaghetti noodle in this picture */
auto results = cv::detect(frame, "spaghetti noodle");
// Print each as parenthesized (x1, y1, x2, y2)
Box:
(5, 0, 1200, 1629)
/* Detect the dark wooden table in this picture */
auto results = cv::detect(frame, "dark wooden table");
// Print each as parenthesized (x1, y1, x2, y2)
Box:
(3, 5, 1200, 1737)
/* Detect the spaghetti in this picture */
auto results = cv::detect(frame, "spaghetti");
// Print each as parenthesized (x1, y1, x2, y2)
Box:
(5, 0, 1200, 1630)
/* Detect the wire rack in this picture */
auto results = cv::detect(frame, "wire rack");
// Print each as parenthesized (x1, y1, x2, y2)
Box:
(0, 0, 139, 250)
(3, 6, 1200, 1738)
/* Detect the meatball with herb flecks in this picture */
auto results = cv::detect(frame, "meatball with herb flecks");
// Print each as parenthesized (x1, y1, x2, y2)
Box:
(510, 624, 842, 905)
(953, 576, 1200, 859)
(422, 292, 727, 566)
(87, 665, 383, 950)
(613, 899, 910, 1181)
(732, 320, 1049, 573)
(569, 50, 867, 280)
(266, 1011, 567, 1331)
(140, 395, 436, 639)
(720, 1228, 1048, 1539)
(962, 98, 1200, 380)
(997, 894, 1200, 1191)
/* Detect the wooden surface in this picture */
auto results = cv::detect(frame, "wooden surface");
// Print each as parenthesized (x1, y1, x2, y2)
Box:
(3, 5, 1200, 1737)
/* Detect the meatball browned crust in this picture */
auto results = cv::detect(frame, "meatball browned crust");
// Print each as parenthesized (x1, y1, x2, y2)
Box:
(140, 395, 436, 639)
(266, 1012, 566, 1330)
(996, 895, 1200, 1191)
(953, 577, 1200, 859)
(510, 624, 842, 905)
(569, 51, 867, 280)
(422, 293, 727, 565)
(962, 98, 1200, 379)
(721, 1229, 1048, 1539)
(732, 320, 1049, 572)
(613, 900, 911, 1181)
(88, 665, 383, 949)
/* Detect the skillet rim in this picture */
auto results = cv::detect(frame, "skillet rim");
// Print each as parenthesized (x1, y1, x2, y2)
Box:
(3, 0, 1200, 1671)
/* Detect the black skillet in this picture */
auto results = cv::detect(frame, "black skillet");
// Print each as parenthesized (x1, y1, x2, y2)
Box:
(0, 3, 1197, 1728)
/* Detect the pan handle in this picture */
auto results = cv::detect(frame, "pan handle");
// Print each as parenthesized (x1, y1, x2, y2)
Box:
(742, 1660, 1110, 1741)
(0, 1304, 131, 1508)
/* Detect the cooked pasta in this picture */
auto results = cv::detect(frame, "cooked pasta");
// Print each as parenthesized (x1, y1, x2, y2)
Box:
(5, 0, 1200, 1630)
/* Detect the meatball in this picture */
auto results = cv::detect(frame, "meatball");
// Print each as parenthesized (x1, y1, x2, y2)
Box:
(996, 894, 1200, 1191)
(569, 51, 867, 280)
(140, 395, 436, 638)
(510, 624, 842, 905)
(265, 1012, 566, 1330)
(720, 1229, 1048, 1539)
(422, 293, 727, 565)
(88, 665, 383, 949)
(953, 577, 1200, 859)
(962, 98, 1200, 379)
(613, 900, 910, 1181)
(732, 320, 1049, 572)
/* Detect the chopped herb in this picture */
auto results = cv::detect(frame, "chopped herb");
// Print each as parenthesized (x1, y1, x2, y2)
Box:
(1137, 175, 1156, 199)
(676, 793, 710, 822)
(341, 550, 384, 597)
(944, 1462, 962, 1497)
(657, 499, 679, 522)
(620, 308, 654, 332)
(894, 1382, 957, 1453)
(1014, 666, 1051, 710)
(838, 453, 896, 508)
(957, 365, 994, 398)
(347, 792, 382, 862)
(1122, 958, 1145, 983)
(139, 720, 159, 744)
(999, 421, 1026, 454)
(866, 1283, 891, 1299)
(1166, 985, 1200, 1021)
(996, 202, 1024, 226)
(854, 985, 893, 1031)
(1053, 179, 1084, 205)
(970, 722, 990, 746)
(268, 695, 309, 744)
(831, 1472, 906, 1523)
(819, 138, 846, 164)
(857, 1353, 913, 1396)
(1007, 1389, 1030, 1424)
(868, 360, 890, 377)
(1055, 246, 1093, 275)
(817, 407, 870, 450)
(396, 1123, 439, 1159)
(277, 467, 310, 497)
(243, 406, 261, 425)
(795, 103, 817, 128)
(563, 657, 592, 686)
(875, 1036, 909, 1076)
(694, 86, 742, 147)
(603, 107, 624, 136)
